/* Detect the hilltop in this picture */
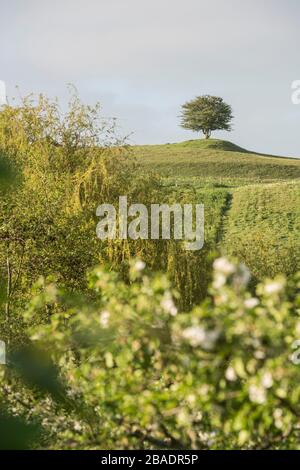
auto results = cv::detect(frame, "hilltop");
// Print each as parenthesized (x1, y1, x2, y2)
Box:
(134, 139, 300, 186)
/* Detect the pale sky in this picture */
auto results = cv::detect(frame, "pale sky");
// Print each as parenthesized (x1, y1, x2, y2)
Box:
(1, 0, 300, 156)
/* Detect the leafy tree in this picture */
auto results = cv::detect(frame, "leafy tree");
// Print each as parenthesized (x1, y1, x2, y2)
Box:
(0, 88, 210, 330)
(0, 89, 161, 345)
(180, 95, 233, 139)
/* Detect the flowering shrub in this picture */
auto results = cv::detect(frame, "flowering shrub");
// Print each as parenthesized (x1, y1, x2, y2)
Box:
(2, 258, 300, 449)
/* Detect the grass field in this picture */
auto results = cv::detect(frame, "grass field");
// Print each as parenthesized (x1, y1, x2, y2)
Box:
(222, 181, 300, 279)
(135, 139, 300, 184)
(133, 139, 300, 282)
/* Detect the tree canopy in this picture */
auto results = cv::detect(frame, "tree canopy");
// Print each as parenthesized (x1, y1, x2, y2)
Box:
(180, 95, 233, 139)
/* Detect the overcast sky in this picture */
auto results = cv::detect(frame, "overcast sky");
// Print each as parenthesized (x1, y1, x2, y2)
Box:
(1, 0, 300, 156)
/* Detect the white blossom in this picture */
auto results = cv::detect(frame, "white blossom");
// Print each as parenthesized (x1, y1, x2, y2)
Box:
(273, 408, 283, 420)
(74, 421, 82, 431)
(254, 350, 266, 360)
(202, 329, 220, 350)
(182, 326, 219, 349)
(261, 371, 273, 389)
(244, 297, 259, 309)
(161, 294, 177, 316)
(182, 326, 206, 347)
(213, 257, 235, 275)
(99, 310, 110, 327)
(225, 366, 237, 382)
(249, 384, 266, 404)
(236, 264, 251, 286)
(212, 273, 227, 289)
(264, 281, 284, 295)
(134, 260, 146, 272)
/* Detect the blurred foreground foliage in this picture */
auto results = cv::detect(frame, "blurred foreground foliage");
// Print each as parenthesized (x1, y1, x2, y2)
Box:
(1, 259, 300, 449)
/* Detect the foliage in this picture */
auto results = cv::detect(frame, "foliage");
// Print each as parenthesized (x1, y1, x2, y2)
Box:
(180, 96, 233, 139)
(1, 90, 300, 450)
(2, 259, 300, 449)
(0, 89, 162, 345)
(0, 409, 42, 450)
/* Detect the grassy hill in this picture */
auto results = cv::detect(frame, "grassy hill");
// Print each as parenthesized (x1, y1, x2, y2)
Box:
(133, 139, 300, 285)
(134, 139, 300, 186)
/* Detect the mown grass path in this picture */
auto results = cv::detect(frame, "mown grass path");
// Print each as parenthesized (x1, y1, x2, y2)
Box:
(216, 191, 233, 246)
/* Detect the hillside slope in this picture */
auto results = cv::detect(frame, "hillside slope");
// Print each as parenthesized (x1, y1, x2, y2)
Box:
(222, 181, 300, 278)
(133, 139, 300, 281)
(134, 139, 300, 186)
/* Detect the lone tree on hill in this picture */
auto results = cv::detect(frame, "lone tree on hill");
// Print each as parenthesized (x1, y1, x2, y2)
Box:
(180, 95, 233, 139)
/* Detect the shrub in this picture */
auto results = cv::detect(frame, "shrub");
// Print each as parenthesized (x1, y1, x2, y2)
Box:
(2, 258, 300, 449)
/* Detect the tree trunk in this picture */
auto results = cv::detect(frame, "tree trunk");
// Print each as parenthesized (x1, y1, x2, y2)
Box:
(203, 130, 211, 139)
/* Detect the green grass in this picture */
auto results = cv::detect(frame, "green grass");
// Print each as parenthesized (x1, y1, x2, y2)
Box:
(222, 181, 300, 279)
(134, 139, 300, 186)
(133, 138, 300, 280)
